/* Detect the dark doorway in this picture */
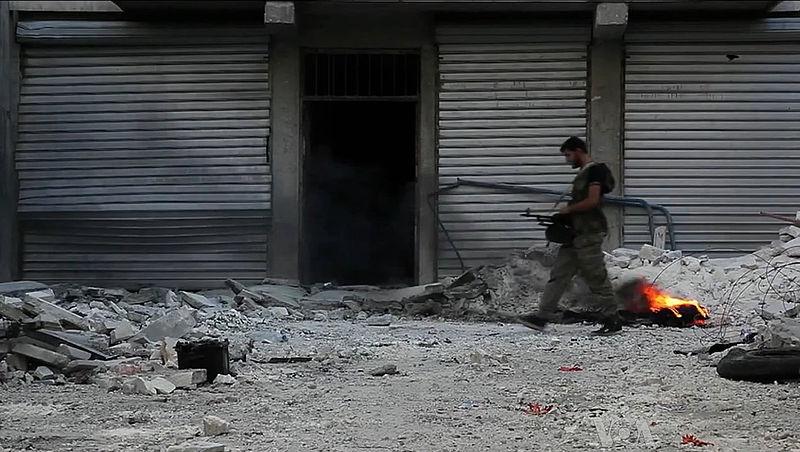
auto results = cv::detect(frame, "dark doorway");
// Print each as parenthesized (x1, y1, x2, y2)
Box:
(302, 101, 416, 286)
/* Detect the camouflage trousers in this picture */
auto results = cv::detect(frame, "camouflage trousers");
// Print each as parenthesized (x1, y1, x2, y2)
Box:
(537, 232, 620, 321)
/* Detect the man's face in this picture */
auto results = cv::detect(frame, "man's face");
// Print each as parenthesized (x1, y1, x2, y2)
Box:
(562, 149, 581, 169)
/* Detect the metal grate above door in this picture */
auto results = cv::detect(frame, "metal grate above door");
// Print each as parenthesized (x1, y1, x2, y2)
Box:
(303, 52, 419, 99)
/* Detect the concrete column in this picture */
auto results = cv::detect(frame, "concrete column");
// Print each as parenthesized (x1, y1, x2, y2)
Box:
(268, 34, 301, 280)
(589, 3, 627, 250)
(0, 2, 20, 281)
(417, 42, 438, 284)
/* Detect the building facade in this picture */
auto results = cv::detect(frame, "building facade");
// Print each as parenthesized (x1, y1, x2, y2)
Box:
(0, 1, 798, 289)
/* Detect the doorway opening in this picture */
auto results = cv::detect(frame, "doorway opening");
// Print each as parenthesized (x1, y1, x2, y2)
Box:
(301, 53, 419, 286)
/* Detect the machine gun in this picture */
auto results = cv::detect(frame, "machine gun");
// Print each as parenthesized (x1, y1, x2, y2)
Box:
(520, 208, 575, 244)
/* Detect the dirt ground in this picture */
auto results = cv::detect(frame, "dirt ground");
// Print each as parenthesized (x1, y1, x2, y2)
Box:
(2, 318, 799, 452)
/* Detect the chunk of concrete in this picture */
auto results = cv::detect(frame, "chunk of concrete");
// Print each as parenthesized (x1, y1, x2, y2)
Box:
(22, 295, 89, 330)
(785, 237, 800, 258)
(369, 364, 399, 377)
(57, 344, 92, 361)
(151, 377, 176, 395)
(267, 306, 290, 319)
(26, 289, 55, 302)
(11, 342, 70, 368)
(5, 353, 28, 371)
(179, 292, 217, 310)
(167, 442, 226, 452)
(123, 377, 157, 396)
(212, 374, 236, 385)
(0, 281, 49, 297)
(110, 320, 135, 344)
(166, 369, 207, 389)
(130, 307, 197, 343)
(63, 360, 108, 375)
(160, 337, 179, 368)
(0, 296, 31, 322)
(203, 415, 230, 436)
(366, 314, 394, 327)
(639, 244, 666, 263)
(33, 366, 55, 380)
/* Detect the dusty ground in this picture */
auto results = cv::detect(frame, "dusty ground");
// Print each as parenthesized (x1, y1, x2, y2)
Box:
(2, 318, 799, 452)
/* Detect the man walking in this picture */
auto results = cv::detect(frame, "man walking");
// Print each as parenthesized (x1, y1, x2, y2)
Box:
(517, 136, 623, 336)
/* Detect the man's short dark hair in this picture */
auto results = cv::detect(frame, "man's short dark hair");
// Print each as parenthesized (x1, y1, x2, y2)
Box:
(560, 136, 587, 153)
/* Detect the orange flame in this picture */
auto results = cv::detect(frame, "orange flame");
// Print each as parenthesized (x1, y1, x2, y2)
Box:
(640, 283, 710, 325)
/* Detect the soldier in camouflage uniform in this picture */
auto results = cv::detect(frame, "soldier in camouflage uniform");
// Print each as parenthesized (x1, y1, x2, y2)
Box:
(518, 136, 623, 336)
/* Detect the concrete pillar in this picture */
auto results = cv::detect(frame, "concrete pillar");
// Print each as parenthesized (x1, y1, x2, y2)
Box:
(417, 42, 438, 284)
(589, 3, 627, 250)
(268, 34, 301, 280)
(0, 2, 19, 281)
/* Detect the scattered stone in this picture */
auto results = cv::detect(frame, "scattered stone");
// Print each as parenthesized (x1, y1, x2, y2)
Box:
(180, 291, 217, 310)
(0, 281, 49, 297)
(32, 366, 55, 380)
(267, 306, 290, 319)
(661, 250, 683, 262)
(151, 376, 177, 395)
(5, 353, 28, 371)
(160, 337, 179, 368)
(369, 364, 399, 377)
(213, 374, 236, 385)
(167, 442, 226, 452)
(639, 244, 666, 263)
(0, 296, 31, 322)
(784, 237, 800, 258)
(366, 314, 394, 326)
(0, 359, 8, 383)
(313, 312, 328, 322)
(57, 344, 92, 361)
(167, 369, 207, 389)
(203, 415, 230, 436)
(130, 307, 197, 343)
(356, 311, 369, 321)
(110, 320, 135, 344)
(22, 294, 89, 330)
(63, 360, 108, 375)
(25, 289, 55, 302)
(124, 377, 157, 396)
(11, 343, 70, 368)
(682, 257, 703, 273)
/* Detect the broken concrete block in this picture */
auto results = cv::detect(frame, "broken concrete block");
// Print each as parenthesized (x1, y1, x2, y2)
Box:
(0, 296, 30, 322)
(25, 289, 55, 302)
(212, 374, 236, 385)
(110, 320, 135, 344)
(5, 353, 28, 371)
(167, 442, 226, 452)
(661, 250, 683, 262)
(130, 307, 197, 343)
(124, 377, 157, 396)
(179, 292, 217, 310)
(11, 343, 70, 368)
(32, 366, 55, 380)
(203, 415, 230, 436)
(27, 329, 112, 360)
(167, 369, 207, 389)
(781, 225, 800, 239)
(22, 295, 89, 330)
(0, 340, 9, 354)
(0, 281, 49, 298)
(57, 344, 92, 361)
(639, 244, 666, 262)
(63, 360, 108, 375)
(366, 314, 394, 326)
(151, 376, 176, 395)
(784, 237, 800, 258)
(369, 364, 399, 377)
(224, 279, 248, 294)
(267, 306, 290, 319)
(160, 337, 179, 368)
(0, 359, 8, 383)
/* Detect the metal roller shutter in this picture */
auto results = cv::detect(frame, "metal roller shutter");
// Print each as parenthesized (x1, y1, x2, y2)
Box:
(624, 19, 800, 255)
(436, 22, 590, 275)
(15, 22, 271, 288)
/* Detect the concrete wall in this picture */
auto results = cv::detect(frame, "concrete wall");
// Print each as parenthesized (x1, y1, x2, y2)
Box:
(0, 2, 20, 282)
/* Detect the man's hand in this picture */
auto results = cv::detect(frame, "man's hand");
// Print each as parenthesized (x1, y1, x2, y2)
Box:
(558, 206, 571, 215)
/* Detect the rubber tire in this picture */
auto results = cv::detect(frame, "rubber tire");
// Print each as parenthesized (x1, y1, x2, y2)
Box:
(717, 347, 800, 382)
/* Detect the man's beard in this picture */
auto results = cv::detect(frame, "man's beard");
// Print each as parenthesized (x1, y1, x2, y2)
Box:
(571, 161, 581, 169)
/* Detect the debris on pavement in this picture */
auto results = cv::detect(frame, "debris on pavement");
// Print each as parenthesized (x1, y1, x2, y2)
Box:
(681, 434, 713, 447)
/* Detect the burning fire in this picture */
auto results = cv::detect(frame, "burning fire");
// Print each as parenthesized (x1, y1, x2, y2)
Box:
(639, 283, 709, 326)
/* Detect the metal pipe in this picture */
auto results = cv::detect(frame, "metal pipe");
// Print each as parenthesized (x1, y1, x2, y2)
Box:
(453, 178, 677, 250)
